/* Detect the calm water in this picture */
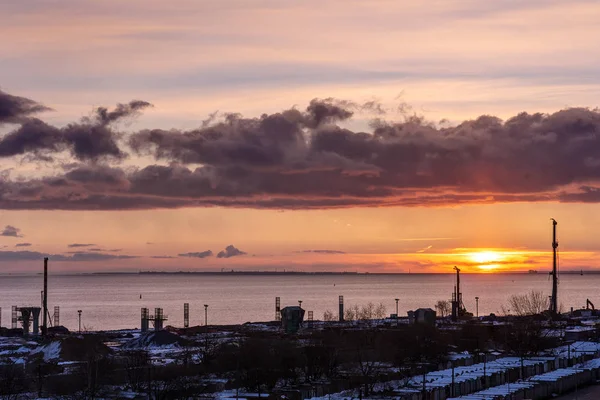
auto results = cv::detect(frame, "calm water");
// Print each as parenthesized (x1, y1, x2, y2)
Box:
(0, 273, 595, 331)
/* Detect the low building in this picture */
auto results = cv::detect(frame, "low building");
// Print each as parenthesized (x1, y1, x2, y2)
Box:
(408, 308, 436, 325)
(280, 306, 305, 334)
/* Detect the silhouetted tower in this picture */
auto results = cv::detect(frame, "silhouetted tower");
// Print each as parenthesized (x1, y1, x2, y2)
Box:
(550, 218, 559, 315)
(42, 257, 48, 336)
(53, 306, 60, 327)
(184, 303, 189, 328)
(339, 295, 344, 321)
(154, 307, 166, 331)
(141, 307, 149, 332)
(11, 306, 17, 329)
(451, 266, 463, 321)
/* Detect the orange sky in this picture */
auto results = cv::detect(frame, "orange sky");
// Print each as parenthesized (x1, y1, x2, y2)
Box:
(1, 1, 600, 273)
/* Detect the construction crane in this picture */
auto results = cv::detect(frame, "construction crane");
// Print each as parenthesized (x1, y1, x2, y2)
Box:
(451, 266, 467, 320)
(586, 299, 595, 310)
(549, 219, 559, 316)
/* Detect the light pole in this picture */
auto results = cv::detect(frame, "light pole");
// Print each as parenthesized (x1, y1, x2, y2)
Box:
(203, 304, 209, 362)
(77, 310, 82, 333)
(395, 298, 399, 317)
(475, 297, 479, 318)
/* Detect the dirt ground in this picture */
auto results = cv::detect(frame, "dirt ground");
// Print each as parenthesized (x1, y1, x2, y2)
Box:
(554, 384, 600, 400)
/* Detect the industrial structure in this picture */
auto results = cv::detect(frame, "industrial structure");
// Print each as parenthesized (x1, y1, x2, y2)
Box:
(42, 257, 48, 336)
(140, 307, 167, 332)
(184, 303, 189, 328)
(280, 305, 305, 334)
(11, 306, 42, 335)
(451, 266, 467, 320)
(549, 218, 559, 315)
(307, 310, 313, 328)
(53, 306, 60, 327)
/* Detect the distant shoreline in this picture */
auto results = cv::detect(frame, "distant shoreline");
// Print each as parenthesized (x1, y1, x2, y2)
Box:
(0, 270, 597, 277)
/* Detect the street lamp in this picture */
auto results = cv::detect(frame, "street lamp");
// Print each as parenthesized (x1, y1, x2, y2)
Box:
(395, 298, 399, 317)
(475, 297, 479, 318)
(77, 310, 82, 333)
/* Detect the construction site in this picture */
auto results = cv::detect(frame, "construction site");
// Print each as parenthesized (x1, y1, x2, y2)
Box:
(2, 220, 600, 399)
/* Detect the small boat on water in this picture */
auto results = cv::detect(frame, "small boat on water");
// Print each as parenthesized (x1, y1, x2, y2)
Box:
(528, 269, 538, 274)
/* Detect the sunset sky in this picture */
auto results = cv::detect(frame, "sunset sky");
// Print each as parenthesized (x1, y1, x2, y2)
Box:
(1, 0, 600, 273)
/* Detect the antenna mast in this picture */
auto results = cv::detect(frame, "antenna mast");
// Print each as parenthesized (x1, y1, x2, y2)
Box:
(550, 219, 558, 315)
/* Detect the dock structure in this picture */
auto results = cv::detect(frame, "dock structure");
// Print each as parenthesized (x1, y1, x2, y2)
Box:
(140, 307, 167, 332)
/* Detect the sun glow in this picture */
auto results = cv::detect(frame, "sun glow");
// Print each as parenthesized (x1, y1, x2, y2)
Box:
(468, 251, 505, 264)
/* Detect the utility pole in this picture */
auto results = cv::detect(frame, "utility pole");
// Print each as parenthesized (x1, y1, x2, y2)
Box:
(204, 304, 209, 362)
(78, 310, 82, 333)
(550, 218, 559, 315)
(475, 296, 479, 318)
(395, 298, 399, 316)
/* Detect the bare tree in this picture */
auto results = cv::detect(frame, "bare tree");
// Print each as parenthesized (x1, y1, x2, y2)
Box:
(374, 303, 387, 319)
(344, 303, 387, 321)
(323, 309, 335, 321)
(502, 290, 548, 316)
(435, 300, 451, 318)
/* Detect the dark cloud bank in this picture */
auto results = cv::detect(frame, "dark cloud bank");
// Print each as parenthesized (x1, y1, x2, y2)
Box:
(2, 89, 600, 209)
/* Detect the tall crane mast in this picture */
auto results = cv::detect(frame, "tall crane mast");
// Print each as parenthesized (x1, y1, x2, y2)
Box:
(549, 219, 558, 315)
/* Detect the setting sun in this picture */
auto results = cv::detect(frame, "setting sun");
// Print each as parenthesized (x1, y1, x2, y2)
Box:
(468, 251, 505, 264)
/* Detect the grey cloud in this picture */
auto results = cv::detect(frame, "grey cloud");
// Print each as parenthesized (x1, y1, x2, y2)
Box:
(178, 250, 213, 258)
(217, 245, 246, 258)
(67, 243, 95, 248)
(151, 255, 175, 259)
(4, 91, 600, 209)
(298, 250, 346, 254)
(0, 89, 52, 123)
(15, 243, 32, 247)
(67, 252, 138, 261)
(0, 90, 151, 161)
(1, 225, 23, 237)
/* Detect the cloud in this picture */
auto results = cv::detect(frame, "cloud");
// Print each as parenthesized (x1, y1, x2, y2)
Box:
(0, 91, 151, 161)
(151, 255, 175, 259)
(217, 245, 246, 258)
(0, 89, 52, 123)
(5, 89, 600, 209)
(416, 245, 433, 253)
(15, 243, 32, 247)
(0, 250, 137, 262)
(297, 249, 346, 254)
(1, 225, 23, 237)
(178, 250, 213, 258)
(67, 252, 138, 261)
(67, 243, 95, 248)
